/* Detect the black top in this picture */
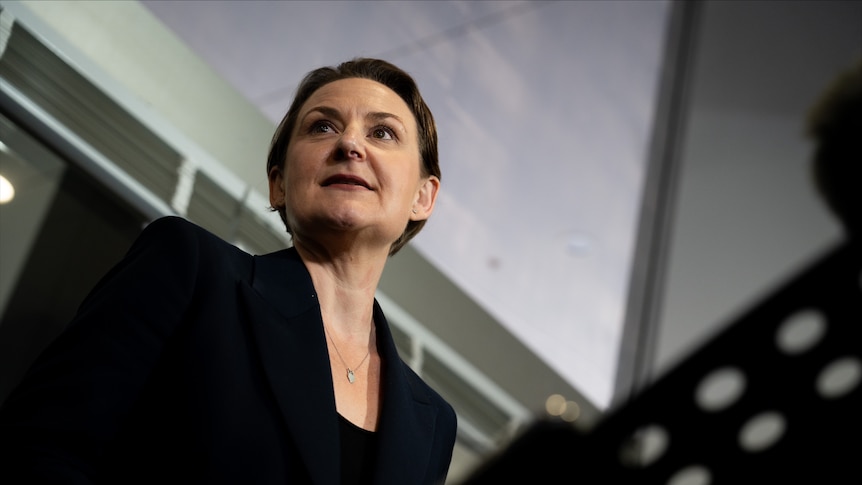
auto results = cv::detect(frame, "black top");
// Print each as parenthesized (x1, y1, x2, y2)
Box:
(339, 414, 379, 485)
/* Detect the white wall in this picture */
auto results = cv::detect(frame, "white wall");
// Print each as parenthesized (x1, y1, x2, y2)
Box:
(654, 0, 861, 380)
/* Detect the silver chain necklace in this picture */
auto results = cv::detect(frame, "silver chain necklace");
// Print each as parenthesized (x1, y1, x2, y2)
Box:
(324, 324, 372, 384)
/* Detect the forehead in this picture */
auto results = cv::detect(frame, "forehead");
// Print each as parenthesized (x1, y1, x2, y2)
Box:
(300, 78, 415, 125)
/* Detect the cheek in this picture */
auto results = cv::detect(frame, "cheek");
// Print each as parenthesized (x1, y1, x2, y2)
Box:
(285, 144, 326, 181)
(283, 160, 311, 194)
(401, 166, 424, 199)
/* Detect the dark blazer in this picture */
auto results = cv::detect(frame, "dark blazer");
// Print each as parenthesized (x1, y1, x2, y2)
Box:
(0, 216, 457, 484)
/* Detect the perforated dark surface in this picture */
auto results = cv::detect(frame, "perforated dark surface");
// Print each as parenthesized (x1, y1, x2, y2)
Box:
(462, 240, 861, 484)
(585, 239, 861, 483)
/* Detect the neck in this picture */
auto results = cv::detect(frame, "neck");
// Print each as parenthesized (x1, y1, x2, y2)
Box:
(294, 241, 384, 338)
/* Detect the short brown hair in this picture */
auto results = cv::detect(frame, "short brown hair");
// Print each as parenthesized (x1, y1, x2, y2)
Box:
(267, 58, 440, 256)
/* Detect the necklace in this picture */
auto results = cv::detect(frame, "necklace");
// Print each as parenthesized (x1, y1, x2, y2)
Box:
(324, 324, 373, 384)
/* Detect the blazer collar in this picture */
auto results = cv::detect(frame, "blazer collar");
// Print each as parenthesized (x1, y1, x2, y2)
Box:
(371, 300, 440, 484)
(240, 247, 339, 484)
(240, 247, 440, 485)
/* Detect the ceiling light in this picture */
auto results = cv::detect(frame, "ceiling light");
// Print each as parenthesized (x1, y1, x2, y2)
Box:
(0, 174, 14, 204)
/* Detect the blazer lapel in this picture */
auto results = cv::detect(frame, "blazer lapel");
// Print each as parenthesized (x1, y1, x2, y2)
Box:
(372, 301, 439, 484)
(238, 248, 440, 484)
(239, 248, 340, 485)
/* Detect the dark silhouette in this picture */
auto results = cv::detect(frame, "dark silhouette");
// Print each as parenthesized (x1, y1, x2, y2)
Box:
(806, 59, 862, 238)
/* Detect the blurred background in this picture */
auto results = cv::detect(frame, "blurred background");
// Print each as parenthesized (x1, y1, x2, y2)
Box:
(0, 1, 859, 481)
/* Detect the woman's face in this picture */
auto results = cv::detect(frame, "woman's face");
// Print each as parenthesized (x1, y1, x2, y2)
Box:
(269, 78, 439, 252)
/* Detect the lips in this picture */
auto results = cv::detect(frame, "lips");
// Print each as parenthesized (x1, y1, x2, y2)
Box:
(322, 174, 372, 189)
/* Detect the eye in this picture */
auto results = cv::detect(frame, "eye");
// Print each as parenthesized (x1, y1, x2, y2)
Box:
(309, 120, 336, 134)
(370, 126, 395, 140)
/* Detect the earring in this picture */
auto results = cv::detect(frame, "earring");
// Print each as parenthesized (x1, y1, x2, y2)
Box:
(412, 209, 418, 214)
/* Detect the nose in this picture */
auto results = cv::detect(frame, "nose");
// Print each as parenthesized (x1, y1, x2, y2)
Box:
(334, 128, 366, 161)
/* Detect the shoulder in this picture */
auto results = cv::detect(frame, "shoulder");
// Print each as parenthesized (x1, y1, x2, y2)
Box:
(117, 216, 254, 287)
(139, 216, 224, 245)
(134, 216, 248, 258)
(401, 363, 458, 465)
(403, 364, 457, 425)
(372, 302, 457, 428)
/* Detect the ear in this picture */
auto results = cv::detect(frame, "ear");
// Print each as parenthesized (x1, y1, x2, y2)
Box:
(410, 175, 440, 221)
(268, 165, 286, 210)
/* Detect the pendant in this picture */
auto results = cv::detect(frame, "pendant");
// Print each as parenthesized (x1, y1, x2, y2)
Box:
(347, 368, 356, 383)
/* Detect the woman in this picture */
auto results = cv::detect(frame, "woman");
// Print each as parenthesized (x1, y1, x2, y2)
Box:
(0, 58, 457, 484)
